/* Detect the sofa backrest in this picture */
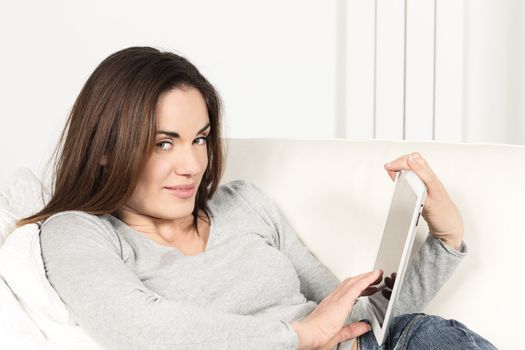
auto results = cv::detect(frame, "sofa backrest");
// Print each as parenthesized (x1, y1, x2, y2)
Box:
(2, 138, 523, 349)
(220, 138, 525, 349)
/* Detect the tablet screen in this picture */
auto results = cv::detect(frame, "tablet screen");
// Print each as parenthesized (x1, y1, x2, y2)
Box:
(369, 173, 420, 327)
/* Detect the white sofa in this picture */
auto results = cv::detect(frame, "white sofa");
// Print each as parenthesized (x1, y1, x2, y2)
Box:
(1, 138, 523, 349)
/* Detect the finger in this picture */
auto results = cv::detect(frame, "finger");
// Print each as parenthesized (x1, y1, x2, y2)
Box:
(384, 153, 441, 194)
(384, 154, 411, 181)
(353, 270, 383, 291)
(382, 289, 392, 300)
(360, 286, 378, 297)
(385, 152, 432, 173)
(321, 322, 371, 350)
(405, 153, 441, 194)
(342, 270, 383, 299)
(338, 322, 372, 343)
(385, 272, 398, 288)
(385, 167, 399, 182)
(370, 272, 383, 286)
(343, 270, 383, 288)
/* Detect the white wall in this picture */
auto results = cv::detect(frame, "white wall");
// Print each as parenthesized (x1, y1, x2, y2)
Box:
(1, 0, 524, 185)
(0, 0, 338, 184)
(464, 0, 525, 145)
(344, 0, 525, 146)
(345, 0, 465, 143)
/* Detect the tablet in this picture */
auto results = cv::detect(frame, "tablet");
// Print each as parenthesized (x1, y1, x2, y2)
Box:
(367, 170, 427, 345)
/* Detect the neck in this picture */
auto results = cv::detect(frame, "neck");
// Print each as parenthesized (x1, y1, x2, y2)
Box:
(116, 207, 199, 244)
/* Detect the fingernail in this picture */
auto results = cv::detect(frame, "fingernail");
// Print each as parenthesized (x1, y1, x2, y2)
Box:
(385, 162, 391, 168)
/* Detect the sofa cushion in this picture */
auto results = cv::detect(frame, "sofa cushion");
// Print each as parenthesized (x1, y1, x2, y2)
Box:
(0, 167, 49, 246)
(0, 168, 101, 349)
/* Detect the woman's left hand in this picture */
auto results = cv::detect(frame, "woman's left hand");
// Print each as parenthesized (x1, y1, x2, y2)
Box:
(384, 152, 464, 250)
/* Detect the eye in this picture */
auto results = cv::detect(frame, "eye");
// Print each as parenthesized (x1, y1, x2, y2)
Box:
(194, 136, 208, 146)
(155, 136, 207, 151)
(155, 141, 172, 151)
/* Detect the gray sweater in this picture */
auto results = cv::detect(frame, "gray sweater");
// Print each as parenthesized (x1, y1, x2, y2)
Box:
(39, 180, 467, 350)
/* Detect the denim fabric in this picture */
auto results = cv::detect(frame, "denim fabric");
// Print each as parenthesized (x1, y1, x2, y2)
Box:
(357, 313, 498, 350)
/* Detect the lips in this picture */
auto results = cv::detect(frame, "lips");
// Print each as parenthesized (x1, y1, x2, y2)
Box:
(164, 185, 196, 199)
(165, 184, 195, 190)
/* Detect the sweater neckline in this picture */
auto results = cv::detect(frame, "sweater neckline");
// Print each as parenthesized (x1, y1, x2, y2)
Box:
(110, 210, 216, 257)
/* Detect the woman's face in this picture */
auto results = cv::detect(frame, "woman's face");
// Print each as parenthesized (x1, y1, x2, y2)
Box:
(123, 87, 210, 221)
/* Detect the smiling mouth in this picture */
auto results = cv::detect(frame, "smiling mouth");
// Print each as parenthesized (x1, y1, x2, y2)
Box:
(164, 186, 195, 199)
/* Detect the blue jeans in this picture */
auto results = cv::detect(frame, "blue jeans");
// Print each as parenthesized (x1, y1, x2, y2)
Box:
(356, 313, 497, 350)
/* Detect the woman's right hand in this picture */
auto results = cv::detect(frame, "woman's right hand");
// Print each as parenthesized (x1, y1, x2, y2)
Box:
(290, 270, 383, 350)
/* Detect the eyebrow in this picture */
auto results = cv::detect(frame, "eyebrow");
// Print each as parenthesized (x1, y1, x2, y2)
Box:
(156, 123, 211, 138)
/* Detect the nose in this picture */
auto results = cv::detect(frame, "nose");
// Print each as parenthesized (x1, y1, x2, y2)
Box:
(172, 144, 205, 176)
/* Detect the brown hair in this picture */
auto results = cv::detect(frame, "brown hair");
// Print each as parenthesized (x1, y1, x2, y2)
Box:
(17, 46, 225, 236)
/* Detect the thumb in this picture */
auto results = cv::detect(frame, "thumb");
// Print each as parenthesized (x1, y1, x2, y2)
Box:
(321, 322, 371, 349)
(338, 322, 371, 343)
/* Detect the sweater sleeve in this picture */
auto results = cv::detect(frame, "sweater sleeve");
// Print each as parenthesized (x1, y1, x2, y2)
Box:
(40, 211, 298, 350)
(235, 181, 468, 328)
(346, 234, 468, 325)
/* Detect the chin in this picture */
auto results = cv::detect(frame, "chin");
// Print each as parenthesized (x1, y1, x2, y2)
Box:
(165, 204, 195, 218)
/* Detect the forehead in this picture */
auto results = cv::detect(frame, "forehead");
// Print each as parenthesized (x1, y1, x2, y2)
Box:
(156, 87, 209, 130)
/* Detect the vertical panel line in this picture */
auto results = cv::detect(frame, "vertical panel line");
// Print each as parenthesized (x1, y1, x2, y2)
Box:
(432, 0, 437, 140)
(373, 0, 378, 139)
(402, 0, 407, 140)
(336, 0, 347, 139)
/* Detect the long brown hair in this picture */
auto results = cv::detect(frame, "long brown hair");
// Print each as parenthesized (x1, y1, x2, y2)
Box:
(17, 47, 225, 235)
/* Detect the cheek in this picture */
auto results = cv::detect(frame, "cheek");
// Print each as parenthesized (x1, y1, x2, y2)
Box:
(150, 160, 174, 179)
(134, 150, 208, 199)
(142, 155, 174, 181)
(130, 161, 171, 201)
(201, 151, 209, 169)
(128, 178, 156, 207)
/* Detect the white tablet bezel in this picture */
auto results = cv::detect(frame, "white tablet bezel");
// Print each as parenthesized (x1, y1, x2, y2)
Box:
(368, 169, 427, 346)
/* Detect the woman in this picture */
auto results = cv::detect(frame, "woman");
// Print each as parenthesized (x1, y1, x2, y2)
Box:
(18, 47, 496, 350)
